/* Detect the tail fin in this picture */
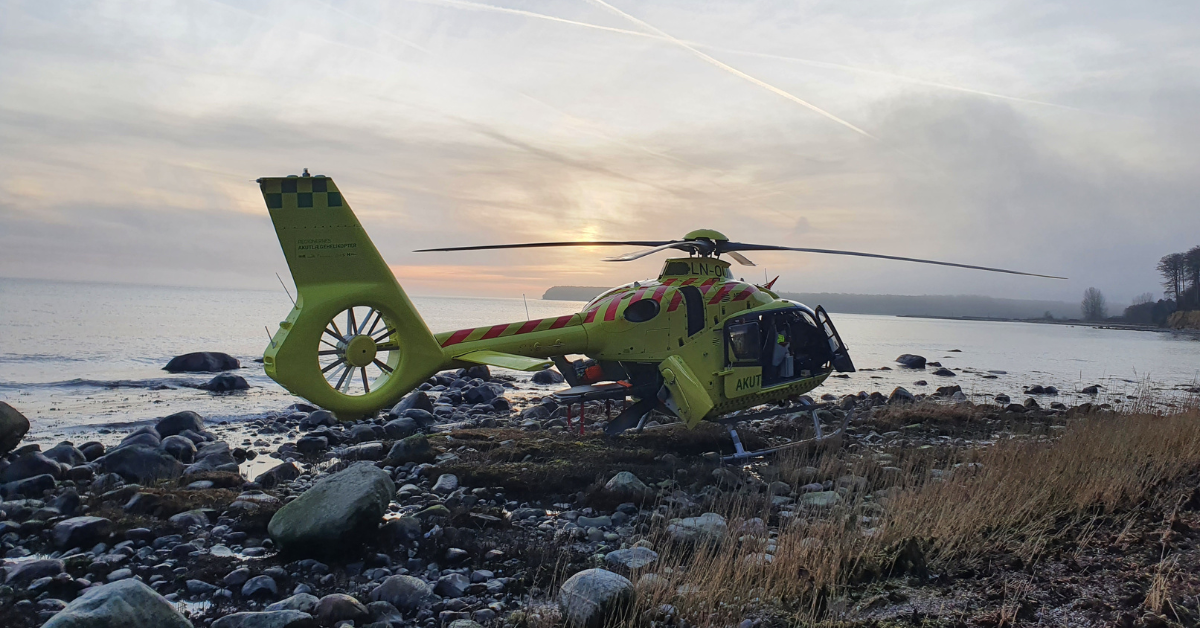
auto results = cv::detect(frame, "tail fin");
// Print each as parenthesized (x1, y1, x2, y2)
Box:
(259, 172, 443, 419)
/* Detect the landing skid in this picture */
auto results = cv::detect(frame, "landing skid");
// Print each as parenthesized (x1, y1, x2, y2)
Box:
(722, 407, 853, 464)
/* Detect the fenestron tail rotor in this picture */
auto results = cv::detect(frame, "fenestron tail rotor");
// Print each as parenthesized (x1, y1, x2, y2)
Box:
(415, 228, 1066, 279)
(317, 306, 400, 397)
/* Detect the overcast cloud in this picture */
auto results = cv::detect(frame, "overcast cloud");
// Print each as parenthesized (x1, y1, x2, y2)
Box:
(2, 0, 1198, 303)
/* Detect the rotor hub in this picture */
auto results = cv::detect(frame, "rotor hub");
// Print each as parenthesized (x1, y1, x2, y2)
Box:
(342, 334, 378, 368)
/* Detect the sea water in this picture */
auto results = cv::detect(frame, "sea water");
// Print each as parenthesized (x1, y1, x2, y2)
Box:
(2, 277, 1198, 439)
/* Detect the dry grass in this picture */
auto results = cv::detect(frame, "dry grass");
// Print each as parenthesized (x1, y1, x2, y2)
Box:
(607, 406, 1200, 626)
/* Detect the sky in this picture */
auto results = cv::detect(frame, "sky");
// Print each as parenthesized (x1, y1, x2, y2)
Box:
(1, 0, 1198, 304)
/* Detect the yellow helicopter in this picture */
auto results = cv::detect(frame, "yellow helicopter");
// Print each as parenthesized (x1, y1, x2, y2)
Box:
(259, 172, 1063, 455)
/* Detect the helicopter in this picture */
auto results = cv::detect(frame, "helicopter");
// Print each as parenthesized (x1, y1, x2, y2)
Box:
(259, 171, 1063, 456)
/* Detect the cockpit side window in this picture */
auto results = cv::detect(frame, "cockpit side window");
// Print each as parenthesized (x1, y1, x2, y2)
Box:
(727, 321, 761, 364)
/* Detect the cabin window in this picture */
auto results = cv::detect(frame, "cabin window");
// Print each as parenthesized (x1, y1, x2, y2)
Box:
(727, 322, 761, 363)
(624, 298, 660, 323)
(662, 261, 690, 276)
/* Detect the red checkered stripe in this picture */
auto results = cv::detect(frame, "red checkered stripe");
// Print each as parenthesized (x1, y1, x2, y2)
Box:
(575, 279, 762, 324)
(436, 313, 580, 348)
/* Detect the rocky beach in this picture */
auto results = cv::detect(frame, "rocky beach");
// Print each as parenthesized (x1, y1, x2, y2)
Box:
(3, 353, 1200, 628)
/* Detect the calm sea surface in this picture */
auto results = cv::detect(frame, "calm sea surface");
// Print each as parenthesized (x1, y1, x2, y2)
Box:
(2, 278, 1198, 437)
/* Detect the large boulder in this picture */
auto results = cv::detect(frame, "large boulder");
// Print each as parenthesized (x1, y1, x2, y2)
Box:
(212, 611, 314, 628)
(558, 568, 635, 628)
(385, 434, 434, 464)
(52, 516, 111, 548)
(370, 575, 431, 611)
(98, 445, 184, 483)
(666, 513, 727, 545)
(895, 354, 926, 369)
(164, 351, 240, 373)
(42, 578, 193, 628)
(2, 451, 64, 482)
(156, 411, 205, 437)
(0, 402, 30, 454)
(268, 463, 394, 555)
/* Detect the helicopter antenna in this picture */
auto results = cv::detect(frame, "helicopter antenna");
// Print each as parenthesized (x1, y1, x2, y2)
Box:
(522, 294, 530, 320)
(264, 326, 276, 348)
(276, 272, 296, 306)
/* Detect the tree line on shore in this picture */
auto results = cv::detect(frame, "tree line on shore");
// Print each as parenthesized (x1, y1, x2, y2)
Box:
(1086, 245, 1200, 325)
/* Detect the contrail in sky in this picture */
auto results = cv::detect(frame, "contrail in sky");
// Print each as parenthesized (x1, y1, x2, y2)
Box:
(408, 0, 1081, 112)
(585, 0, 879, 141)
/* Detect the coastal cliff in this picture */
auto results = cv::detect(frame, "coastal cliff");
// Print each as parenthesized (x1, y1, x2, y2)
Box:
(1168, 310, 1200, 330)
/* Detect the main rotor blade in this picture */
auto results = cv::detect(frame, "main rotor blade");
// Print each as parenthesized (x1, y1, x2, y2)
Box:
(415, 240, 674, 253)
(726, 251, 756, 266)
(602, 241, 691, 262)
(724, 243, 1066, 279)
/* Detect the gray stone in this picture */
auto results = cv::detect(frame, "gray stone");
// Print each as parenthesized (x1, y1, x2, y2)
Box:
(224, 567, 251, 586)
(531, 369, 564, 384)
(156, 411, 205, 437)
(267, 593, 320, 614)
(389, 391, 434, 416)
(242, 575, 278, 597)
(604, 547, 658, 570)
(98, 445, 184, 483)
(380, 516, 422, 543)
(895, 354, 926, 369)
(431, 474, 458, 495)
(2, 451, 64, 483)
(1, 473, 55, 498)
(385, 434, 434, 464)
(435, 572, 470, 598)
(299, 410, 337, 429)
(340, 441, 386, 461)
(295, 436, 329, 454)
(382, 417, 418, 440)
(52, 516, 111, 548)
(367, 601, 404, 625)
(800, 491, 841, 507)
(256, 462, 300, 488)
(162, 435, 198, 463)
(186, 579, 218, 595)
(268, 463, 394, 555)
(42, 578, 192, 628)
(315, 593, 368, 623)
(603, 471, 650, 500)
(0, 401, 30, 455)
(43, 442, 87, 467)
(888, 387, 915, 405)
(200, 374, 250, 391)
(558, 568, 635, 628)
(369, 574, 431, 610)
(931, 368, 956, 377)
(212, 611, 315, 628)
(666, 513, 727, 545)
(3, 558, 63, 585)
